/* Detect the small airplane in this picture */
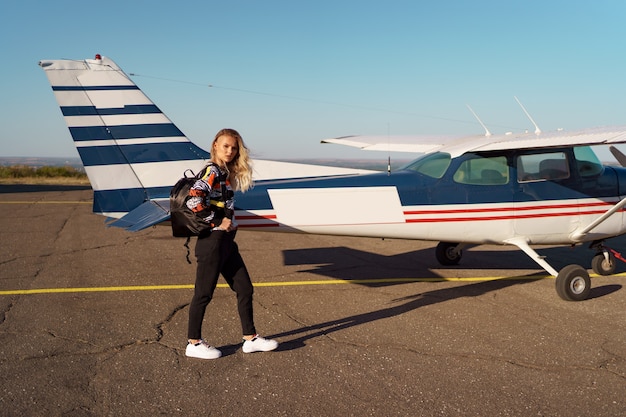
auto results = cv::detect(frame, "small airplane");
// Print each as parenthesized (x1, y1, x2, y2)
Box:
(39, 54, 626, 301)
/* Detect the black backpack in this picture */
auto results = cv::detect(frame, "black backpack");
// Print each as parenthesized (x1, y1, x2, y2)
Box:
(169, 163, 225, 262)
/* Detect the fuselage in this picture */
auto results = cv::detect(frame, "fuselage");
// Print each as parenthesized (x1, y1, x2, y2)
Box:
(235, 146, 626, 246)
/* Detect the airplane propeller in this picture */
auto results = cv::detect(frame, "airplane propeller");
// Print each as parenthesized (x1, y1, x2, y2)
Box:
(609, 146, 626, 167)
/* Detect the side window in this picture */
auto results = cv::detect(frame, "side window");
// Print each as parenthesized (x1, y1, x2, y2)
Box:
(453, 156, 509, 185)
(517, 152, 569, 182)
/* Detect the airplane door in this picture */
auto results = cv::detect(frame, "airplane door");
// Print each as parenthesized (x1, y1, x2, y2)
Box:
(513, 151, 584, 242)
(430, 153, 515, 241)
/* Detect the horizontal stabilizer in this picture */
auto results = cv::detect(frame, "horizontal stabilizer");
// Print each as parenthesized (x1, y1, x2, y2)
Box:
(106, 200, 170, 231)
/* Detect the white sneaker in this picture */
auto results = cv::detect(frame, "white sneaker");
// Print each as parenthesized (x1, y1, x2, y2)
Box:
(242, 335, 279, 353)
(185, 339, 222, 359)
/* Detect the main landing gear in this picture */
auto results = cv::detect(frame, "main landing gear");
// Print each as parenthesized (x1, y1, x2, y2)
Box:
(555, 265, 590, 301)
(435, 242, 464, 266)
(434, 240, 623, 302)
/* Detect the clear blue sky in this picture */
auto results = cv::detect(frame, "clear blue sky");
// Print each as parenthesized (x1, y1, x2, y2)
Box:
(2, 0, 626, 161)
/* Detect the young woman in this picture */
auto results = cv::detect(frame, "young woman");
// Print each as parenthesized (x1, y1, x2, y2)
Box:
(185, 128, 278, 359)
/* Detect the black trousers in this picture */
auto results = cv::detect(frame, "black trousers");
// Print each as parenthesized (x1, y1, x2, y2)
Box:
(187, 230, 256, 340)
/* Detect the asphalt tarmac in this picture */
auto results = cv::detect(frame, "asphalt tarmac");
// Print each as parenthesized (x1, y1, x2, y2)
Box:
(0, 185, 625, 416)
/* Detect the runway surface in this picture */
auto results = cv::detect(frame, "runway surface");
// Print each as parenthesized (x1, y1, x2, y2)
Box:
(1, 185, 625, 416)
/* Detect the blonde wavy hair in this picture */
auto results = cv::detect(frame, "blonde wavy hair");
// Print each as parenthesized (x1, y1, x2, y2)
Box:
(210, 128, 253, 192)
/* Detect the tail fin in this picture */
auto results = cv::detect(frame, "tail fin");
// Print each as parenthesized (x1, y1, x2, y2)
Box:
(39, 54, 377, 231)
(39, 55, 210, 228)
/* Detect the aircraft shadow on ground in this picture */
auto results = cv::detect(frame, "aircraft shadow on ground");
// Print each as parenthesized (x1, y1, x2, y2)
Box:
(282, 241, 626, 283)
(0, 184, 92, 193)
(272, 279, 534, 352)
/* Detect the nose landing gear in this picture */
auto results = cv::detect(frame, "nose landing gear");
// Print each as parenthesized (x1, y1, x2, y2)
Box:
(590, 241, 621, 276)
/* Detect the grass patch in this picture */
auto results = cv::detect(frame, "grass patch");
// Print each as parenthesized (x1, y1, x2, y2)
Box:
(0, 165, 89, 185)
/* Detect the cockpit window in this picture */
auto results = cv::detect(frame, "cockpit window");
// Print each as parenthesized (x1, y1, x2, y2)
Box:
(517, 152, 569, 182)
(453, 155, 509, 185)
(402, 152, 451, 179)
(574, 146, 603, 177)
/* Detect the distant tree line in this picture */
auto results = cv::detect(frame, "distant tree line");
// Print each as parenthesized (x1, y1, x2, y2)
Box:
(0, 165, 87, 179)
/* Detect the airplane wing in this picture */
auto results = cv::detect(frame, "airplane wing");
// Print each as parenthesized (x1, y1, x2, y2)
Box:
(473, 126, 626, 152)
(321, 135, 455, 153)
(323, 126, 626, 157)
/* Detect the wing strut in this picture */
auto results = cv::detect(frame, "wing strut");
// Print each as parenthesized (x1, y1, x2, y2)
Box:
(569, 196, 626, 241)
(504, 237, 558, 276)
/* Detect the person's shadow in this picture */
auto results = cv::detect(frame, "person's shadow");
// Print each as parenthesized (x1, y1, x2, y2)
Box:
(216, 279, 527, 355)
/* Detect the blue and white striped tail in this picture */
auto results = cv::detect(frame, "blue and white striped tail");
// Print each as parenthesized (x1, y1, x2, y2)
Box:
(39, 55, 378, 231)
(39, 55, 210, 230)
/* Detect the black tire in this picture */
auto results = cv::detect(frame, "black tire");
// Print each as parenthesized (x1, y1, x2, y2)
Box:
(435, 242, 462, 266)
(555, 265, 591, 301)
(591, 252, 616, 276)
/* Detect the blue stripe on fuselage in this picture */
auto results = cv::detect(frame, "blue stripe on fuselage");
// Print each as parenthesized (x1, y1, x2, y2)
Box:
(78, 142, 210, 166)
(234, 167, 625, 211)
(236, 171, 411, 210)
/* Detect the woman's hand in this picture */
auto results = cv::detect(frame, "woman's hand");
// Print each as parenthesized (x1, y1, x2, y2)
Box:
(219, 217, 237, 232)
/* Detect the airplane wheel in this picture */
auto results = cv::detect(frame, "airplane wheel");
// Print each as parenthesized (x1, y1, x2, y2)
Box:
(591, 252, 616, 276)
(555, 265, 591, 301)
(435, 242, 462, 266)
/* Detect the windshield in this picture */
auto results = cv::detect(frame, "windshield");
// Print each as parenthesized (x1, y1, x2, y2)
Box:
(401, 152, 452, 178)
(574, 146, 604, 177)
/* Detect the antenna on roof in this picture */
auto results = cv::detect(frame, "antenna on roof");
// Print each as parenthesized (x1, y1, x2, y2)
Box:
(466, 105, 492, 137)
(386, 122, 391, 176)
(514, 96, 542, 135)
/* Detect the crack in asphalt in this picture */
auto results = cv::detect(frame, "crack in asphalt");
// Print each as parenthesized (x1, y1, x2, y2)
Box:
(15, 302, 190, 362)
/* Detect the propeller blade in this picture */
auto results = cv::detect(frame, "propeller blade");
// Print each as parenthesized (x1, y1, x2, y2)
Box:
(609, 146, 626, 167)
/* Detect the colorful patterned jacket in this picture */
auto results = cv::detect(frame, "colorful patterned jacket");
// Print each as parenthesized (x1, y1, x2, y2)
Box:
(186, 164, 235, 229)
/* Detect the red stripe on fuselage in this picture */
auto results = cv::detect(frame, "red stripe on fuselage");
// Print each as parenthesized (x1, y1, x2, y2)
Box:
(404, 201, 623, 223)
(403, 201, 612, 216)
(404, 209, 614, 223)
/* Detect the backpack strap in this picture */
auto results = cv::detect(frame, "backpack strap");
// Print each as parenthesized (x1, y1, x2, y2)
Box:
(198, 162, 227, 186)
(198, 162, 213, 181)
(184, 236, 192, 264)
(201, 162, 229, 208)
